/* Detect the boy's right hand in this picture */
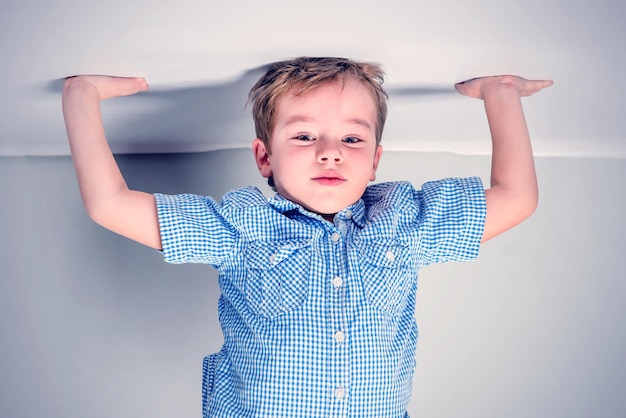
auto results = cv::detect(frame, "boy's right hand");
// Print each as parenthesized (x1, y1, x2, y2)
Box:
(63, 75, 149, 101)
(62, 74, 162, 250)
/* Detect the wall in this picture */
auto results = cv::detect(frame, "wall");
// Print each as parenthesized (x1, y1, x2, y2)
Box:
(1, 150, 625, 417)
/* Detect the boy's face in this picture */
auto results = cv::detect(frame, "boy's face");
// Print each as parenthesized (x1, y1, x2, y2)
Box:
(253, 80, 383, 220)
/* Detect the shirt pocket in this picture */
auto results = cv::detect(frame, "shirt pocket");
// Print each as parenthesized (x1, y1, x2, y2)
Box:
(245, 239, 312, 319)
(357, 240, 415, 316)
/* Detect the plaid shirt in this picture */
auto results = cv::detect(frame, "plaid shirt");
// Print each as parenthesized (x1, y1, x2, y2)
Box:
(155, 178, 486, 418)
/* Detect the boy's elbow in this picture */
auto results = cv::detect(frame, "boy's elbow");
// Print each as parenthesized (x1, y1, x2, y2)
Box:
(82, 196, 120, 231)
(513, 187, 538, 224)
(521, 194, 538, 222)
(79, 187, 131, 230)
(508, 191, 539, 234)
(84, 201, 110, 228)
(530, 192, 539, 215)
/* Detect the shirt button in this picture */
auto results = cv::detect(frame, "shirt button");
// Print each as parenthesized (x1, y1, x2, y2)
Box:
(332, 277, 343, 288)
(344, 209, 352, 219)
(334, 331, 345, 343)
(386, 250, 395, 261)
(331, 232, 340, 242)
(334, 387, 346, 400)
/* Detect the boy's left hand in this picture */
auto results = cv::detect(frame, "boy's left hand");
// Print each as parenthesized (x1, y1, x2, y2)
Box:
(454, 75, 553, 99)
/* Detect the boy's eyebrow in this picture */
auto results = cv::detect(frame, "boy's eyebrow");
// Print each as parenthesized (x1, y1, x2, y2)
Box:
(283, 115, 373, 130)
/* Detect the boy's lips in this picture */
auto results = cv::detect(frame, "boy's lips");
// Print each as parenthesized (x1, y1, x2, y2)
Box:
(312, 171, 346, 186)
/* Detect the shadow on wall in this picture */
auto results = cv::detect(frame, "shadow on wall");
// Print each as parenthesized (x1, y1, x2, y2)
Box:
(49, 67, 267, 154)
(49, 66, 456, 155)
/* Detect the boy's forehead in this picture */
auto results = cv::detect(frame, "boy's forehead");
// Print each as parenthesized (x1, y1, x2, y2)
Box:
(267, 79, 380, 140)
(284, 78, 367, 99)
(277, 80, 377, 116)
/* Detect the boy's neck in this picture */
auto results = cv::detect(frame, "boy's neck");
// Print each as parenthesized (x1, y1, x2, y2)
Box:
(321, 213, 336, 223)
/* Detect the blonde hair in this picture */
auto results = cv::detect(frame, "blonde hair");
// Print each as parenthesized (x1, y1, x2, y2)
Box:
(248, 56, 388, 150)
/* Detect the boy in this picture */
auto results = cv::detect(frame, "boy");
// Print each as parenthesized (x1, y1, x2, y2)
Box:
(62, 57, 552, 417)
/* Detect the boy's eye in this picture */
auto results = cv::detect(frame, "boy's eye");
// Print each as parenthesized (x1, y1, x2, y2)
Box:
(342, 136, 362, 144)
(295, 134, 315, 141)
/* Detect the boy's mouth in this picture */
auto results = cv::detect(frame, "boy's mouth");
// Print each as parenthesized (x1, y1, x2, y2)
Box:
(312, 171, 346, 186)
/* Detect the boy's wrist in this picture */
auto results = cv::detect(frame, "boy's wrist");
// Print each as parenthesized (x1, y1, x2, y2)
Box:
(481, 80, 520, 102)
(63, 77, 101, 101)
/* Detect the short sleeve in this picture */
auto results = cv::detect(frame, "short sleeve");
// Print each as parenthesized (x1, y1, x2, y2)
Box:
(415, 177, 486, 267)
(154, 193, 237, 266)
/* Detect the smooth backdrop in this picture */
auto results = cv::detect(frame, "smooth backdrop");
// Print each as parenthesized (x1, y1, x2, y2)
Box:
(1, 149, 625, 417)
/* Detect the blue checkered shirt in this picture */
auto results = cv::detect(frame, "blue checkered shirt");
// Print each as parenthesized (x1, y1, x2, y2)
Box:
(155, 178, 486, 418)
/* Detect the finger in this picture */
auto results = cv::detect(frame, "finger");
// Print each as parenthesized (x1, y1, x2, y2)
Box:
(538, 80, 554, 94)
(522, 79, 554, 96)
(453, 83, 471, 96)
(113, 77, 149, 97)
(136, 77, 149, 90)
(455, 77, 479, 86)
(530, 79, 553, 88)
(133, 77, 149, 93)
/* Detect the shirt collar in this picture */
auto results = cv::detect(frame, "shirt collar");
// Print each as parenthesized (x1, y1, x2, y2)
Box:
(268, 194, 366, 228)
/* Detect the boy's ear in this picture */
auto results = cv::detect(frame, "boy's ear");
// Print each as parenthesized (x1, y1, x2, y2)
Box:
(369, 145, 383, 181)
(252, 138, 273, 178)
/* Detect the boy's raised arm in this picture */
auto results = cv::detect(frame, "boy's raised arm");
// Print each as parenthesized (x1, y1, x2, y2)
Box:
(455, 75, 553, 243)
(62, 76, 162, 250)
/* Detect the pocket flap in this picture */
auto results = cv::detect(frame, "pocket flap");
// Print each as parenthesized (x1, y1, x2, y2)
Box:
(361, 242, 410, 268)
(246, 239, 311, 269)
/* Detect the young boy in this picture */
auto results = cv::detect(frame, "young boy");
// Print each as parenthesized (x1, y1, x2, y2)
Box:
(62, 57, 552, 418)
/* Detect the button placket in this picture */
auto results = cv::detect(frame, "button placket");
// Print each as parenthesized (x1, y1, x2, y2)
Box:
(328, 227, 348, 415)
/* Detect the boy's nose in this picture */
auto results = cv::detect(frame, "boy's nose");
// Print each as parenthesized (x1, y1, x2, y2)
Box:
(317, 143, 343, 164)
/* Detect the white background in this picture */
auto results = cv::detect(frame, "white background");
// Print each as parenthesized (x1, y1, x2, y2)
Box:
(0, 0, 624, 158)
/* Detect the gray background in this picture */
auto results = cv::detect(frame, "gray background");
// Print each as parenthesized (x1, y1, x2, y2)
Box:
(2, 148, 625, 417)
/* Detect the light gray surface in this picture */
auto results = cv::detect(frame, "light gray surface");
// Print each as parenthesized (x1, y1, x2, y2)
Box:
(0, 0, 625, 157)
(2, 149, 625, 417)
